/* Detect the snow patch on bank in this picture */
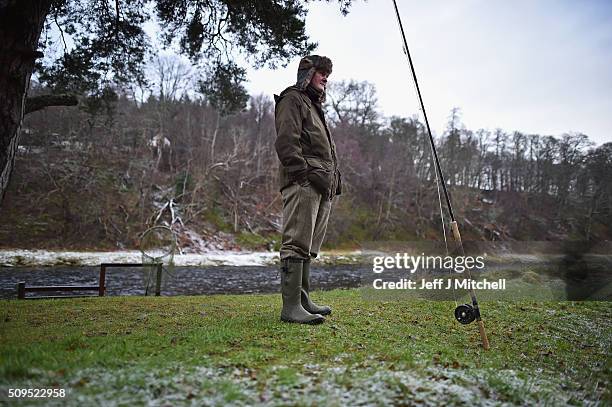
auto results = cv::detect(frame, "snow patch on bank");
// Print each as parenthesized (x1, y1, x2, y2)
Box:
(0, 250, 277, 267)
(0, 250, 366, 267)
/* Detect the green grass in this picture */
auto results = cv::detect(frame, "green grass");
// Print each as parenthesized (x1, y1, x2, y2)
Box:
(0, 290, 610, 405)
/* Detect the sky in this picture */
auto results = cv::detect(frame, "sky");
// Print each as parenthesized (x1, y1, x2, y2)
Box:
(244, 0, 612, 145)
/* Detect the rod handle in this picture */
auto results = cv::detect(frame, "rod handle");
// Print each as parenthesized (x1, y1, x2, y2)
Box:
(478, 320, 490, 350)
(450, 221, 462, 243)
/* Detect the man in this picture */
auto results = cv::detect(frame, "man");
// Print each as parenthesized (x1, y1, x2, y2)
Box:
(274, 55, 342, 324)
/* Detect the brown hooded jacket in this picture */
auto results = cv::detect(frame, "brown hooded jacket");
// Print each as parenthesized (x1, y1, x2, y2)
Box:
(274, 85, 341, 200)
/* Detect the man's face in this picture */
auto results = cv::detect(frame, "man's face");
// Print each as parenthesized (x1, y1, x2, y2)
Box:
(310, 70, 330, 92)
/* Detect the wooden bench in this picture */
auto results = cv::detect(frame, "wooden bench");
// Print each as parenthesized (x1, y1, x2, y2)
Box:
(16, 263, 163, 299)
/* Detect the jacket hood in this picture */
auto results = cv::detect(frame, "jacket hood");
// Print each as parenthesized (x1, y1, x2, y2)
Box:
(274, 85, 305, 105)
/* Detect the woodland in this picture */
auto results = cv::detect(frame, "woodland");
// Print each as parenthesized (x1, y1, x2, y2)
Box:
(1, 0, 610, 250)
(2, 68, 610, 250)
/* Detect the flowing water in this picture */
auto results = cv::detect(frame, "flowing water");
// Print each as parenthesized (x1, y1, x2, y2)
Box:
(0, 265, 366, 299)
(2, 253, 610, 300)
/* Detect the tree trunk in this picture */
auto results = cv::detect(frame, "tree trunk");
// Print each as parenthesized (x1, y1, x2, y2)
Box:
(0, 0, 52, 204)
(210, 111, 221, 165)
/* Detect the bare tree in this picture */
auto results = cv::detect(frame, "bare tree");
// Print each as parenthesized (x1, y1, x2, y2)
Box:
(326, 80, 379, 129)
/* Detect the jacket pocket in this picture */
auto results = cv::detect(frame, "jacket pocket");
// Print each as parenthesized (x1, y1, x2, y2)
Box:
(304, 157, 332, 198)
(303, 156, 332, 171)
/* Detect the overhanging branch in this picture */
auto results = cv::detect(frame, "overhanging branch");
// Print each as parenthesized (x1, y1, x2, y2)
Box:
(25, 94, 78, 115)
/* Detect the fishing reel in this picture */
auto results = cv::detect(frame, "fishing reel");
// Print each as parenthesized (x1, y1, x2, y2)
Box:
(454, 304, 477, 325)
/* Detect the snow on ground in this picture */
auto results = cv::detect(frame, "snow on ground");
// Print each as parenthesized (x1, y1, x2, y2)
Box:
(0, 250, 366, 267)
(11, 362, 590, 406)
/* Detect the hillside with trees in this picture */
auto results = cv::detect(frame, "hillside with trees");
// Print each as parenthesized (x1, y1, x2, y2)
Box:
(1, 73, 610, 250)
(3, 1, 608, 251)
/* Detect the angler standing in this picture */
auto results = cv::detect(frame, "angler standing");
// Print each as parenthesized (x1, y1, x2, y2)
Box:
(273, 55, 342, 324)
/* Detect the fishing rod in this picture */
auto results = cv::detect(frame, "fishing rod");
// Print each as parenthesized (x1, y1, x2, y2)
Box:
(390, 0, 490, 350)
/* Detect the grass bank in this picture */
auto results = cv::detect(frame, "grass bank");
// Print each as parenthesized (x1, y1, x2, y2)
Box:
(1, 290, 610, 405)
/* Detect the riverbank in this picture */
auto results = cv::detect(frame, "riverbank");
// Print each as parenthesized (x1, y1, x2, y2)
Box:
(1, 290, 609, 405)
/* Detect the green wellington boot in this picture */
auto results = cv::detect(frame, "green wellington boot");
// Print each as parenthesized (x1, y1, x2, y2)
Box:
(301, 259, 332, 316)
(280, 259, 325, 324)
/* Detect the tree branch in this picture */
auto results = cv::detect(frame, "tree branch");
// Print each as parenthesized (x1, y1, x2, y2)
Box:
(25, 93, 78, 114)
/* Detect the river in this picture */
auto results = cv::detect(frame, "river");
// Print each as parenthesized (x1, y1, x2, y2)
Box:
(0, 265, 365, 299)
